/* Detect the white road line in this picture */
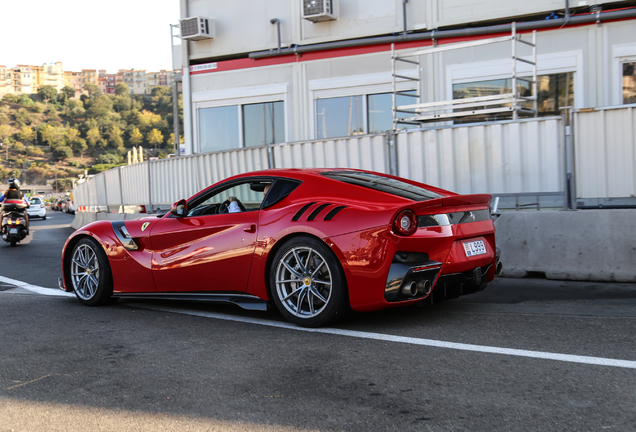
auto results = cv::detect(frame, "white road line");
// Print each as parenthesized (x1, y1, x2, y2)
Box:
(138, 304, 636, 370)
(0, 275, 74, 297)
(4, 275, 636, 370)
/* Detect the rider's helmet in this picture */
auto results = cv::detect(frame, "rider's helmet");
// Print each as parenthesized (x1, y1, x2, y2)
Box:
(8, 178, 20, 189)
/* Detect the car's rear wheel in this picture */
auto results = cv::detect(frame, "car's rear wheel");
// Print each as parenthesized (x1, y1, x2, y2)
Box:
(270, 237, 349, 327)
(70, 237, 114, 306)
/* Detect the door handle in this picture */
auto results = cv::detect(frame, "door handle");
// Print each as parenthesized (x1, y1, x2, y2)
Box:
(243, 224, 256, 233)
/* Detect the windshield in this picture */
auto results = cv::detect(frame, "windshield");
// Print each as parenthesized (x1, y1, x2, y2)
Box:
(321, 171, 443, 201)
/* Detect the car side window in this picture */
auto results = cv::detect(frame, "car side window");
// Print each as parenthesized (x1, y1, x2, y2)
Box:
(187, 181, 272, 216)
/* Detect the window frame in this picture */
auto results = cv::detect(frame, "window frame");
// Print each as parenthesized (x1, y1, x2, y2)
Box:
(309, 72, 418, 139)
(446, 50, 583, 110)
(193, 83, 288, 154)
(613, 43, 636, 106)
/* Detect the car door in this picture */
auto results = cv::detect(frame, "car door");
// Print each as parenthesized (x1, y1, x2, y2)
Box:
(149, 181, 264, 293)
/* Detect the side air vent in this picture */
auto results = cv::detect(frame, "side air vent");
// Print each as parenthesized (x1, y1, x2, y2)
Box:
(292, 202, 316, 222)
(307, 203, 331, 221)
(293, 203, 347, 222)
(324, 205, 346, 221)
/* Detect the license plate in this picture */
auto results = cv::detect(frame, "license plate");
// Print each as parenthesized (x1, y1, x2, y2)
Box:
(463, 240, 486, 257)
(9, 228, 18, 234)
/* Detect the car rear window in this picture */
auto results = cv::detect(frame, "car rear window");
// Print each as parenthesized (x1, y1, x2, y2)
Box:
(321, 171, 443, 201)
(30, 198, 41, 204)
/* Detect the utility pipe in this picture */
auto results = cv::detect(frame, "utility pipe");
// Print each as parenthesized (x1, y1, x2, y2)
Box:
(249, 7, 636, 59)
(270, 18, 282, 52)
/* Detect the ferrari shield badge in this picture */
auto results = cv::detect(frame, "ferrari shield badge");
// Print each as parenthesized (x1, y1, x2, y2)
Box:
(141, 222, 150, 232)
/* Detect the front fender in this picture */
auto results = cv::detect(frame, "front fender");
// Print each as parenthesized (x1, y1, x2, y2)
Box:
(61, 220, 156, 294)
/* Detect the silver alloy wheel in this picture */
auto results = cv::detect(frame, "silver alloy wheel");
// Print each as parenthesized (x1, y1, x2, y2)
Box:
(71, 243, 101, 300)
(274, 246, 332, 318)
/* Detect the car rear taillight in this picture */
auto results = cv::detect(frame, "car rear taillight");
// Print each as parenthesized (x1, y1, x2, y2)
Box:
(138, 205, 147, 213)
(393, 210, 418, 236)
(40, 204, 44, 208)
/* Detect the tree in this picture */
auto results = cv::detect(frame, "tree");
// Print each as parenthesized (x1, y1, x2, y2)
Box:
(88, 95, 114, 117)
(113, 94, 133, 112)
(147, 128, 164, 150)
(11, 142, 25, 153)
(136, 110, 162, 132)
(25, 146, 44, 157)
(15, 108, 35, 126)
(98, 152, 122, 164)
(38, 85, 58, 104)
(72, 138, 88, 159)
(17, 94, 35, 107)
(129, 127, 143, 146)
(40, 124, 66, 147)
(2, 94, 18, 103)
(53, 145, 73, 161)
(85, 127, 101, 147)
(59, 85, 75, 104)
(0, 124, 12, 141)
(83, 83, 101, 98)
(0, 113, 9, 125)
(18, 126, 35, 143)
(115, 83, 129, 95)
(106, 126, 124, 149)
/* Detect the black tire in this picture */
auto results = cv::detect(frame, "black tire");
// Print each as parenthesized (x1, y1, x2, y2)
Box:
(42, 215, 46, 220)
(69, 237, 114, 306)
(270, 236, 349, 327)
(10, 240, 16, 247)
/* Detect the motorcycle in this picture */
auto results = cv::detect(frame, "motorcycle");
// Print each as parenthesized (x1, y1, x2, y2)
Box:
(1, 200, 29, 246)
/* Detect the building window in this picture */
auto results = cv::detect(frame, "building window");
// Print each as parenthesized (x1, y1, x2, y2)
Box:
(623, 62, 636, 104)
(199, 106, 239, 153)
(452, 73, 574, 122)
(243, 101, 284, 147)
(316, 92, 417, 139)
(368, 92, 416, 133)
(199, 101, 285, 153)
(316, 96, 363, 139)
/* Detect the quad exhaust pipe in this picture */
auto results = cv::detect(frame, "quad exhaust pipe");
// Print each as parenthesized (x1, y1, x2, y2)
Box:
(495, 260, 503, 275)
(401, 279, 432, 297)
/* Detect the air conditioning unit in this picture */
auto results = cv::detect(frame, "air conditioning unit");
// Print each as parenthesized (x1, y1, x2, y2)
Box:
(302, 0, 337, 22)
(180, 17, 215, 41)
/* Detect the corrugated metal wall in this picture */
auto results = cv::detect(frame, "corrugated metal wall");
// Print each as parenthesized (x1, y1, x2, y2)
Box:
(273, 134, 391, 173)
(574, 106, 636, 199)
(73, 109, 636, 210)
(396, 117, 563, 194)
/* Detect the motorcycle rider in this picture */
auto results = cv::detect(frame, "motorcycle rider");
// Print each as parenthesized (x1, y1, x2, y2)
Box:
(0, 179, 29, 234)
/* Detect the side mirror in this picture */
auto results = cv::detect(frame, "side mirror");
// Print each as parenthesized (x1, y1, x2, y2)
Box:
(170, 199, 188, 217)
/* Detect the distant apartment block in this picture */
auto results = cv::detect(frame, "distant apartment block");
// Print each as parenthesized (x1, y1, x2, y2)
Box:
(32, 62, 64, 93)
(147, 70, 174, 92)
(1, 61, 175, 97)
(64, 71, 83, 97)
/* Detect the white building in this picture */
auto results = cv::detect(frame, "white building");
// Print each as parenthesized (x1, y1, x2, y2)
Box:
(177, 0, 636, 156)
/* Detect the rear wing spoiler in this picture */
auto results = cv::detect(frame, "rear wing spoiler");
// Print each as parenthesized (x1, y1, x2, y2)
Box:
(409, 194, 492, 213)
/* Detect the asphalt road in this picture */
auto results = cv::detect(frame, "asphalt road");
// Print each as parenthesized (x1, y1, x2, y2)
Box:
(1, 211, 635, 431)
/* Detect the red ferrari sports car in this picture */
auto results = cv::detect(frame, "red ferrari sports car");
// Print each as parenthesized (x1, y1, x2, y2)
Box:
(60, 168, 501, 327)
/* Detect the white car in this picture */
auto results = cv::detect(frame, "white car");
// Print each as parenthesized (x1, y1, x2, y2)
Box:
(26, 197, 47, 220)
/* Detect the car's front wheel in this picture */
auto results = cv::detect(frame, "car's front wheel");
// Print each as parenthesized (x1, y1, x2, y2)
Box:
(270, 237, 349, 327)
(69, 237, 114, 306)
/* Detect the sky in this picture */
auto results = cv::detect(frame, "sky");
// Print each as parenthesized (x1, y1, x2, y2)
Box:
(2, 0, 181, 74)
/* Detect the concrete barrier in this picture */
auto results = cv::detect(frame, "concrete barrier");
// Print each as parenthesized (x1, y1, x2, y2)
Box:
(72, 209, 636, 283)
(495, 209, 636, 282)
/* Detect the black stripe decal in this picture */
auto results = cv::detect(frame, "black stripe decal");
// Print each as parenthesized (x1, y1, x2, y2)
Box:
(307, 203, 331, 221)
(292, 202, 316, 221)
(324, 205, 346, 221)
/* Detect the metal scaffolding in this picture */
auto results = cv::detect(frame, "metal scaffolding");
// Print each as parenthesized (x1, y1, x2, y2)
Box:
(392, 23, 538, 128)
